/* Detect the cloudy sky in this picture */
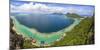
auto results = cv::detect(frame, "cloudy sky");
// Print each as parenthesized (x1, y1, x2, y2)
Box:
(10, 1, 94, 16)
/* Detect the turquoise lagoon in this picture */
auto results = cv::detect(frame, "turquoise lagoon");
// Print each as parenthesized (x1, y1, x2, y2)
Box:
(11, 13, 81, 46)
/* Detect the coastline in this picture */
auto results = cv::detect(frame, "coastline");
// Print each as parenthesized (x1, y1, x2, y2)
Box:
(11, 16, 82, 46)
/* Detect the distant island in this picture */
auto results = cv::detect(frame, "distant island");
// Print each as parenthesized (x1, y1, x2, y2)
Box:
(51, 12, 64, 15)
(66, 13, 82, 18)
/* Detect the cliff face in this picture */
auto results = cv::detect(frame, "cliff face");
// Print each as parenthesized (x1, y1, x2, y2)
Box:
(10, 18, 24, 49)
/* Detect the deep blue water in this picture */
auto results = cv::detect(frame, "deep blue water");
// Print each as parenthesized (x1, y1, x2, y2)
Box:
(13, 13, 74, 33)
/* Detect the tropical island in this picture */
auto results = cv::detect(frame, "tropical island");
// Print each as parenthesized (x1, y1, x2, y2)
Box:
(10, 1, 94, 49)
(66, 13, 83, 18)
(10, 13, 94, 49)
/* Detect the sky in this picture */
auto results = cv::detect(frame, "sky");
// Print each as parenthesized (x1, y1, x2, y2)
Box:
(10, 1, 95, 16)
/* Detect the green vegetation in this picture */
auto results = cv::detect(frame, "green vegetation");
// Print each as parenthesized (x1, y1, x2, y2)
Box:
(10, 15, 94, 49)
(66, 13, 82, 18)
(23, 39, 39, 48)
(52, 17, 94, 46)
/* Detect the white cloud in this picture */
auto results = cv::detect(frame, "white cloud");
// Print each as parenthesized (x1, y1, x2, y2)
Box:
(66, 7, 94, 16)
(11, 2, 94, 16)
(11, 2, 66, 14)
(66, 7, 78, 14)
